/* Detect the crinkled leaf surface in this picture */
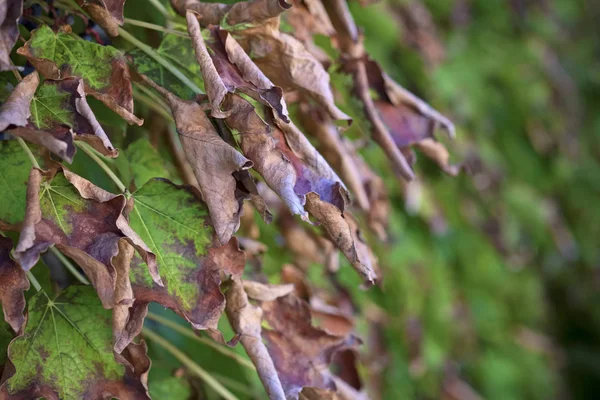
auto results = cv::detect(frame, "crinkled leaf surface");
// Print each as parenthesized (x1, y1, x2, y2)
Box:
(130, 34, 203, 100)
(0, 141, 40, 227)
(1, 286, 149, 399)
(123, 178, 244, 341)
(17, 25, 141, 125)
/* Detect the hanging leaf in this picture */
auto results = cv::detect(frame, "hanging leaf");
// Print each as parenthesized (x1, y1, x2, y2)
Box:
(0, 285, 151, 399)
(130, 34, 204, 100)
(17, 25, 143, 125)
(0, 236, 29, 334)
(171, 0, 291, 27)
(14, 167, 162, 308)
(225, 281, 361, 400)
(138, 76, 253, 245)
(113, 178, 246, 352)
(75, 0, 126, 37)
(185, 13, 288, 121)
(0, 0, 21, 71)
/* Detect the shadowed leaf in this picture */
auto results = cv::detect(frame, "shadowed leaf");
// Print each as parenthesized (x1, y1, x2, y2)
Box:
(75, 0, 126, 37)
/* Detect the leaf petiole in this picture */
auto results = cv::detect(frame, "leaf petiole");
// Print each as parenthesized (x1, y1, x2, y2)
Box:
(75, 142, 127, 194)
(142, 328, 240, 400)
(50, 246, 90, 285)
(26, 270, 42, 292)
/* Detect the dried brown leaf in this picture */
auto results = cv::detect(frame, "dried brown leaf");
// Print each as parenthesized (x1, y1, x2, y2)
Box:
(75, 0, 125, 37)
(0, 0, 21, 71)
(0, 236, 29, 334)
(172, 0, 291, 26)
(0, 71, 39, 132)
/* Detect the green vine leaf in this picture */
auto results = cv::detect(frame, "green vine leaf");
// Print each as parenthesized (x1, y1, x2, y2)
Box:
(114, 178, 245, 352)
(0, 285, 151, 400)
(0, 140, 41, 228)
(16, 25, 143, 125)
(129, 34, 204, 100)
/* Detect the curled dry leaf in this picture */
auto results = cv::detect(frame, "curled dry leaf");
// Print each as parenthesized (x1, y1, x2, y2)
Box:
(259, 293, 361, 399)
(14, 167, 162, 309)
(171, 0, 291, 27)
(140, 75, 252, 245)
(324, 0, 458, 178)
(17, 25, 143, 125)
(0, 286, 151, 400)
(75, 0, 126, 37)
(0, 71, 39, 133)
(0, 236, 29, 334)
(114, 178, 246, 352)
(186, 12, 288, 121)
(1, 74, 118, 162)
(225, 278, 288, 400)
(0, 0, 21, 71)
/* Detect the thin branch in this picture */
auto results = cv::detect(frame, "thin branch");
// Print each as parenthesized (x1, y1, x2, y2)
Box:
(142, 328, 240, 400)
(75, 142, 127, 193)
(118, 27, 203, 95)
(50, 246, 90, 285)
(146, 312, 255, 370)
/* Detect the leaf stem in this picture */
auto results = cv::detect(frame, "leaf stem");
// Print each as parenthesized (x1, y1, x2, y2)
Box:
(132, 92, 174, 121)
(75, 142, 127, 194)
(124, 18, 189, 38)
(27, 271, 42, 292)
(50, 246, 90, 285)
(142, 328, 240, 400)
(146, 312, 255, 370)
(18, 138, 40, 169)
(118, 27, 203, 95)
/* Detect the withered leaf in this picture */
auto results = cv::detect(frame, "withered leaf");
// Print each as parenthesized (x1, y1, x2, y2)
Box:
(171, 0, 291, 27)
(0, 71, 39, 133)
(75, 0, 126, 37)
(17, 25, 143, 126)
(115, 178, 246, 352)
(225, 278, 288, 400)
(14, 167, 162, 309)
(139, 76, 252, 245)
(0, 236, 29, 334)
(4, 75, 117, 162)
(0, 0, 21, 71)
(0, 285, 151, 399)
(185, 12, 288, 121)
(259, 293, 361, 399)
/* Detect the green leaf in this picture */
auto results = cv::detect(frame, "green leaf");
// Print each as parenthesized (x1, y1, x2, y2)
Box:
(130, 34, 204, 99)
(0, 322, 12, 373)
(127, 178, 244, 330)
(125, 139, 174, 188)
(149, 375, 192, 400)
(0, 141, 41, 227)
(3, 286, 149, 399)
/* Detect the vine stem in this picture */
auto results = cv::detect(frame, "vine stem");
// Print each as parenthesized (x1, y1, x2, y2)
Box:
(26, 271, 42, 292)
(50, 246, 90, 285)
(124, 18, 189, 38)
(17, 138, 40, 169)
(118, 27, 204, 95)
(74, 142, 127, 194)
(146, 312, 255, 370)
(147, 0, 171, 19)
(142, 328, 240, 400)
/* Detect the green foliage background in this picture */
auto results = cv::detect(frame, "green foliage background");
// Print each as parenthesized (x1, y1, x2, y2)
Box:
(4, 0, 599, 399)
